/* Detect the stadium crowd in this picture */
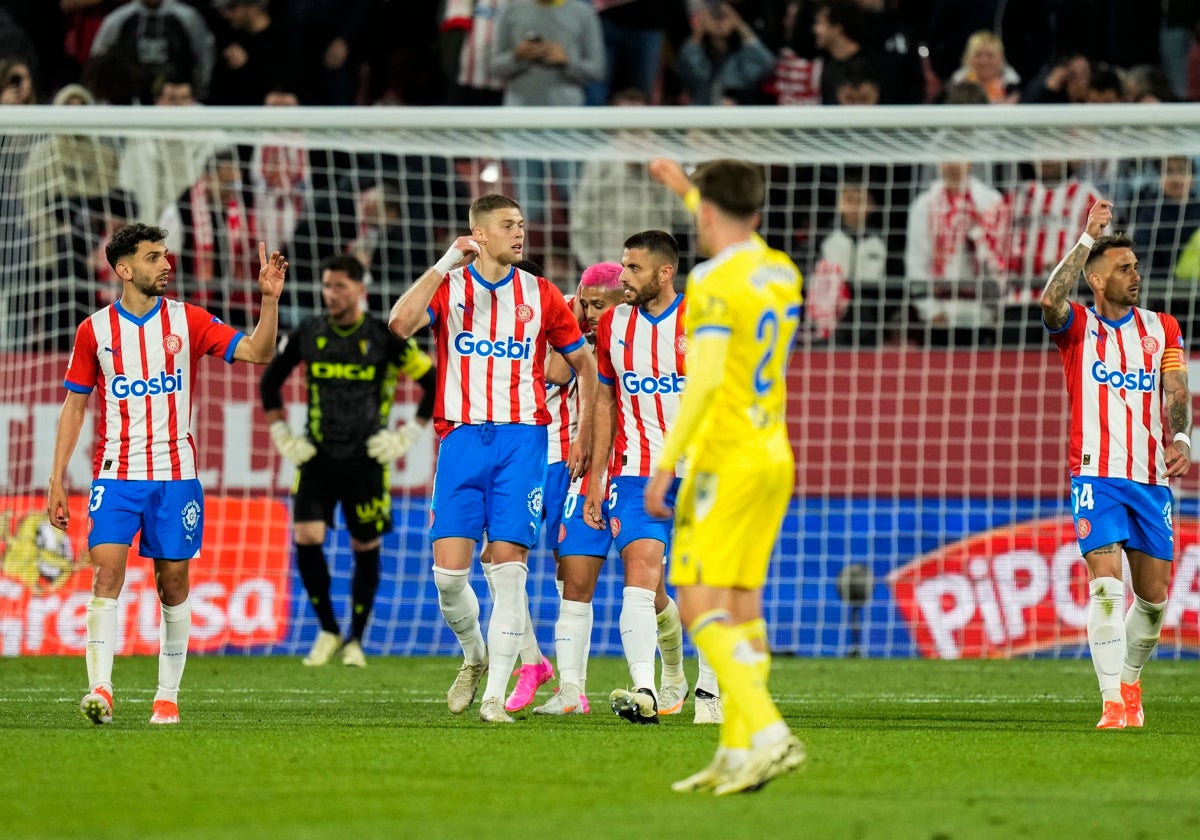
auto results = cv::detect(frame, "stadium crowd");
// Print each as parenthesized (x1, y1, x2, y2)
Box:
(3, 0, 1200, 349)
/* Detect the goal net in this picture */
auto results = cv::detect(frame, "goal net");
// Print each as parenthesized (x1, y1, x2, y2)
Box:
(3, 104, 1199, 660)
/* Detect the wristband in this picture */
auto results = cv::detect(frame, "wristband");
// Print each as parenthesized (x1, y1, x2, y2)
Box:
(433, 248, 463, 276)
(1174, 432, 1191, 448)
(1078, 232, 1095, 250)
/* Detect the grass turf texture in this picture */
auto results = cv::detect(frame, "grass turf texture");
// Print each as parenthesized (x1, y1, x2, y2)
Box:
(2, 657, 1199, 839)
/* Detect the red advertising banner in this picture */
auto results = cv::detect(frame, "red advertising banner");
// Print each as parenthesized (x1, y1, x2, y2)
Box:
(0, 495, 292, 655)
(889, 517, 1200, 658)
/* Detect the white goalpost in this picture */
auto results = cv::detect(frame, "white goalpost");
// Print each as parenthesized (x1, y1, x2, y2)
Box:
(2, 103, 1199, 660)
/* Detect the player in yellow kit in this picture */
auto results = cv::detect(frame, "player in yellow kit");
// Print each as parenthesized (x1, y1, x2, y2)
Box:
(645, 158, 805, 795)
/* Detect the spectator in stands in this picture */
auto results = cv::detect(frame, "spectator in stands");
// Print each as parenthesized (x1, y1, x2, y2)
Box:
(1087, 64, 1124, 103)
(159, 148, 259, 327)
(835, 55, 880, 105)
(117, 76, 223, 224)
(585, 0, 686, 106)
(250, 88, 308, 283)
(79, 48, 145, 104)
(209, 0, 288, 106)
(855, 0, 924, 104)
(1161, 0, 1200, 100)
(568, 88, 692, 270)
(676, 1, 775, 105)
(20, 82, 131, 344)
(0, 56, 35, 104)
(89, 0, 215, 102)
(812, 0, 870, 106)
(62, 1, 123, 82)
(949, 31, 1020, 104)
(1135, 155, 1200, 281)
(1005, 160, 1102, 299)
(1124, 64, 1176, 103)
(762, 0, 822, 106)
(281, 0, 367, 105)
(807, 180, 888, 342)
(904, 159, 1009, 333)
(1023, 52, 1091, 104)
(490, 0, 605, 106)
(441, 0, 507, 106)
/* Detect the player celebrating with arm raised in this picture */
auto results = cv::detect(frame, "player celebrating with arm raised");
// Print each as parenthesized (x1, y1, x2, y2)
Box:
(1041, 198, 1191, 730)
(388, 194, 597, 723)
(46, 223, 287, 726)
(645, 159, 805, 795)
(259, 254, 437, 669)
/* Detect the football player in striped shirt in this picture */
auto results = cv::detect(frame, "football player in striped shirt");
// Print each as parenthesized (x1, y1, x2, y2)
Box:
(388, 194, 597, 723)
(1042, 198, 1192, 730)
(646, 158, 805, 794)
(46, 223, 288, 726)
(582, 230, 719, 725)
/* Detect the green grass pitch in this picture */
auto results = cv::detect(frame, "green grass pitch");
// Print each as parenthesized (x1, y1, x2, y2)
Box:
(2, 656, 1199, 839)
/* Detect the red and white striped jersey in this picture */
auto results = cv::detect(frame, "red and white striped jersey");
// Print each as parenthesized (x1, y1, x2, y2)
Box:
(545, 295, 583, 465)
(445, 0, 507, 91)
(1049, 301, 1188, 486)
(595, 294, 687, 478)
(428, 264, 585, 437)
(63, 298, 243, 481)
(1006, 179, 1101, 280)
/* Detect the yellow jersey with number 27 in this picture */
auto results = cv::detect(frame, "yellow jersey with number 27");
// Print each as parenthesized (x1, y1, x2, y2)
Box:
(683, 234, 803, 466)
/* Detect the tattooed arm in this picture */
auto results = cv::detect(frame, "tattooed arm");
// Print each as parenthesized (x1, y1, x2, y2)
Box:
(1164, 368, 1192, 478)
(1041, 199, 1113, 330)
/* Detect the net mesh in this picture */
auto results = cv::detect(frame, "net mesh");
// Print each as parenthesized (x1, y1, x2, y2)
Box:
(2, 105, 1199, 659)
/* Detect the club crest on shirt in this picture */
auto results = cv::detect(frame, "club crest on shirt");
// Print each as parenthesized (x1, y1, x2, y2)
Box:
(609, 516, 621, 537)
(1076, 518, 1092, 539)
(515, 304, 534, 323)
(675, 335, 688, 354)
(1141, 336, 1160, 354)
(163, 334, 183, 355)
(181, 499, 201, 538)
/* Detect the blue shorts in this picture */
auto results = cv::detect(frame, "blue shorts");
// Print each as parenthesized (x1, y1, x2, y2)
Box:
(604, 475, 678, 555)
(1070, 476, 1174, 561)
(431, 422, 548, 548)
(558, 480, 614, 558)
(87, 478, 204, 560)
(541, 461, 571, 550)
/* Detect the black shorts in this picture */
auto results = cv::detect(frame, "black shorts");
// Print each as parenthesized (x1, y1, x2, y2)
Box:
(292, 453, 392, 541)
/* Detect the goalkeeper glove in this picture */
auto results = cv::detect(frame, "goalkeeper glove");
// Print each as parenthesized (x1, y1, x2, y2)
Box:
(269, 420, 316, 466)
(366, 422, 421, 464)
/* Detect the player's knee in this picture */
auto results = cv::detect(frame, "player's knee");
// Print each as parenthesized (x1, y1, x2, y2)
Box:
(433, 566, 469, 595)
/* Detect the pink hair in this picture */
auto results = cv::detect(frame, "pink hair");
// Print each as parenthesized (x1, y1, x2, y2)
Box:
(579, 261, 623, 291)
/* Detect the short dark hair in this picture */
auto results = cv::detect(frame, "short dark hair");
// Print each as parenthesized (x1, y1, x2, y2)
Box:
(816, 0, 864, 43)
(839, 55, 879, 91)
(1085, 232, 1135, 272)
(942, 80, 988, 105)
(691, 159, 765, 221)
(106, 223, 167, 269)
(469, 193, 521, 227)
(512, 259, 544, 276)
(1090, 64, 1123, 97)
(320, 254, 366, 282)
(623, 229, 679, 270)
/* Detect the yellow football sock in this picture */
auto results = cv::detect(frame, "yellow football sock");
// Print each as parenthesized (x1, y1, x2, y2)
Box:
(691, 612, 783, 743)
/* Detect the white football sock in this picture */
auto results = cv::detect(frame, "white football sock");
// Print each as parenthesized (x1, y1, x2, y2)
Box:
(482, 562, 528, 702)
(1087, 576, 1126, 702)
(85, 596, 119, 693)
(554, 599, 591, 688)
(433, 567, 486, 664)
(481, 560, 495, 600)
(1121, 594, 1167, 685)
(517, 597, 541, 667)
(656, 596, 685, 681)
(696, 649, 719, 696)
(155, 598, 190, 703)
(620, 586, 658, 694)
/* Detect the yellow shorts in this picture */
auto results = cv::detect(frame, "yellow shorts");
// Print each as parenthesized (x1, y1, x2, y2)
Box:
(668, 457, 793, 590)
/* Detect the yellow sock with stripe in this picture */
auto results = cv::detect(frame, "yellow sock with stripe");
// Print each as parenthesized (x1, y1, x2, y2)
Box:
(736, 617, 790, 749)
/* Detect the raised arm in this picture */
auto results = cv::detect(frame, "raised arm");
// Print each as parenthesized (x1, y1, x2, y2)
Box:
(234, 243, 287, 364)
(389, 237, 477, 339)
(1041, 199, 1112, 330)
